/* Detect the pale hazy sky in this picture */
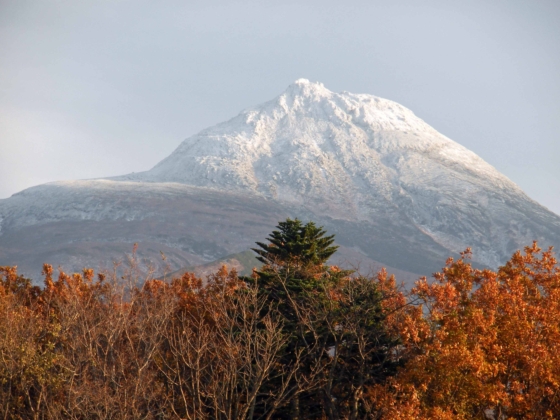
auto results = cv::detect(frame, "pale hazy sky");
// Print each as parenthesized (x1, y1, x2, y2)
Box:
(1, 0, 559, 214)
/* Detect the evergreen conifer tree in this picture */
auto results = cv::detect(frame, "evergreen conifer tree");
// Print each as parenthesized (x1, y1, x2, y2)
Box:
(253, 218, 338, 268)
(248, 219, 400, 419)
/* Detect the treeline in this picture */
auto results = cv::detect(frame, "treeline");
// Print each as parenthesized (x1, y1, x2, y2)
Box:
(1, 219, 559, 419)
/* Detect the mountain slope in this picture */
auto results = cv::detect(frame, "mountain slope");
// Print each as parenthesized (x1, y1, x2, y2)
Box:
(1, 80, 559, 280)
(113, 79, 560, 267)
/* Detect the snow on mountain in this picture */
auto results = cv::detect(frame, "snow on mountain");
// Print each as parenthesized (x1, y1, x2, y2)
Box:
(111, 79, 557, 266)
(116, 79, 520, 212)
(2, 79, 560, 280)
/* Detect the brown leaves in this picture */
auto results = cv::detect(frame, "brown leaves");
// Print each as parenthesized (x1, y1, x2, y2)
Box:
(0, 264, 290, 419)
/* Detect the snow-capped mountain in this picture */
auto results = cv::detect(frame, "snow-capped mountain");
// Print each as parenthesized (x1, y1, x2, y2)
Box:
(117, 79, 517, 210)
(1, 80, 559, 281)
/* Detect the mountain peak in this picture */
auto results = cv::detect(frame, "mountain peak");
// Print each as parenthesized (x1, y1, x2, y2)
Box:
(281, 78, 330, 101)
(116, 81, 518, 198)
(293, 78, 311, 85)
(269, 80, 431, 135)
(112, 81, 524, 263)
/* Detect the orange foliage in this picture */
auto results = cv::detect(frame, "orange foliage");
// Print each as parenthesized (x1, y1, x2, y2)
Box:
(368, 243, 560, 419)
(2, 240, 560, 419)
(0, 262, 290, 418)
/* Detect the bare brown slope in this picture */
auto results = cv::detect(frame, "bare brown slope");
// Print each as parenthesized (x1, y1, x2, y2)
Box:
(0, 181, 444, 284)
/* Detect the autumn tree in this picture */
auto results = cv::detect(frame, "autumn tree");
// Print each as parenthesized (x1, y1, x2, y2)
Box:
(150, 267, 290, 419)
(368, 243, 560, 419)
(0, 267, 59, 420)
